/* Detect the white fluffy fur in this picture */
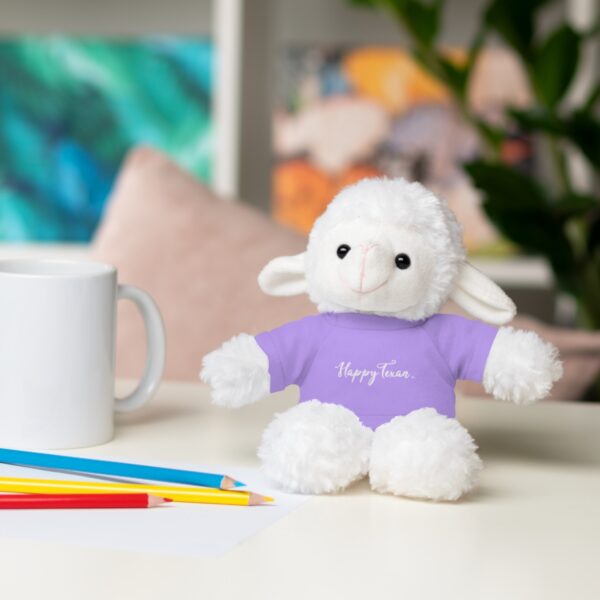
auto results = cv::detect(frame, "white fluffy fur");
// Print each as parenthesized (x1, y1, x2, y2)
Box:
(258, 400, 373, 494)
(369, 408, 482, 501)
(483, 327, 563, 405)
(200, 177, 563, 501)
(258, 177, 514, 324)
(200, 334, 270, 408)
(306, 178, 466, 320)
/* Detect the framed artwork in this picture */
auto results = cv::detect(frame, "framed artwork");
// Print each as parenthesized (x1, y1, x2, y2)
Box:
(0, 35, 214, 241)
(272, 45, 533, 255)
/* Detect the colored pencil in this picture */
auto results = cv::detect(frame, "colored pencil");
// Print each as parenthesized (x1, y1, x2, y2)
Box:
(0, 477, 273, 506)
(0, 447, 244, 489)
(0, 493, 170, 509)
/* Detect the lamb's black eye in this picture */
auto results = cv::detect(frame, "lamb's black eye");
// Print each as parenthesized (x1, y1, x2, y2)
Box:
(395, 253, 411, 270)
(336, 244, 351, 259)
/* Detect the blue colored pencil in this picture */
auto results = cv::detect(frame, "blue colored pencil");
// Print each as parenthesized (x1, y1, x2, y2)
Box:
(0, 448, 244, 490)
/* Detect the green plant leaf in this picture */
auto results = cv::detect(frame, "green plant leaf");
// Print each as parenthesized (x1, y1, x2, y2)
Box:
(566, 111, 600, 168)
(509, 107, 565, 134)
(485, 203, 577, 288)
(464, 26, 486, 89)
(589, 215, 600, 254)
(510, 107, 600, 169)
(476, 120, 506, 151)
(510, 108, 600, 170)
(554, 193, 600, 217)
(583, 83, 600, 112)
(532, 25, 580, 107)
(437, 54, 468, 96)
(485, 0, 551, 58)
(465, 160, 577, 286)
(388, 0, 444, 47)
(464, 161, 549, 209)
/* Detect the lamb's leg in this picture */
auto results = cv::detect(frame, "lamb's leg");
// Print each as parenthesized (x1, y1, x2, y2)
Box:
(258, 400, 373, 494)
(369, 408, 482, 501)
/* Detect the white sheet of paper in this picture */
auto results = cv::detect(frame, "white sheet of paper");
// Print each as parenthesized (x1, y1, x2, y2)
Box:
(0, 462, 309, 557)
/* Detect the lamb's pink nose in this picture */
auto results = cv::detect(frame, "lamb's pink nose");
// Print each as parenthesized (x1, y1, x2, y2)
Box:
(356, 244, 389, 293)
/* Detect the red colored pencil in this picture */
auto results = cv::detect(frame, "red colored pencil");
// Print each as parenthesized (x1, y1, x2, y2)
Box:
(0, 493, 171, 509)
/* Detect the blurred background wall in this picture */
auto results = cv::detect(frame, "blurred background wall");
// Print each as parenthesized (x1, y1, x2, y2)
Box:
(0, 0, 598, 352)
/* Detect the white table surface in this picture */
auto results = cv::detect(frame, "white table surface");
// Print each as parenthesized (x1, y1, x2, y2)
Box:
(1, 382, 598, 600)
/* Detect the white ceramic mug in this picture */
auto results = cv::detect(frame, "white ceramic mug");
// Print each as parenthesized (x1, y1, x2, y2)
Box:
(0, 259, 165, 449)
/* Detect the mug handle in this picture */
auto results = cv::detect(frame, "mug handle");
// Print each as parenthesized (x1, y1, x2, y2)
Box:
(114, 284, 166, 413)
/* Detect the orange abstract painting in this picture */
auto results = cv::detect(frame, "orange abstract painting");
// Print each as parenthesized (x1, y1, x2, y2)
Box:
(272, 46, 532, 254)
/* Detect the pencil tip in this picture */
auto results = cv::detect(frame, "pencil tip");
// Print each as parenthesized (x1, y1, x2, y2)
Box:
(221, 476, 245, 490)
(148, 495, 173, 507)
(220, 476, 234, 489)
(248, 493, 274, 506)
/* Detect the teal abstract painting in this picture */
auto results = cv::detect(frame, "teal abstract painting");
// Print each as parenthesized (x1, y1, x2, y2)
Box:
(0, 36, 214, 241)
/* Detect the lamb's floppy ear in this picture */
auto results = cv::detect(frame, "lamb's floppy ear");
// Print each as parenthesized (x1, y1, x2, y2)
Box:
(450, 262, 516, 325)
(258, 252, 307, 296)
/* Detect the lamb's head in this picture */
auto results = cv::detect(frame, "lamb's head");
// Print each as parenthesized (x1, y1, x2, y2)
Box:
(259, 178, 516, 325)
(305, 178, 463, 320)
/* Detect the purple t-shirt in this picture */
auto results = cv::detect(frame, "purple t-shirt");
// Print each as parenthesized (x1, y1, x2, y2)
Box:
(256, 312, 498, 429)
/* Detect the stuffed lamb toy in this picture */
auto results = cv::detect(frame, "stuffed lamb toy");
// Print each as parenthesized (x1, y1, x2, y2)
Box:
(201, 178, 562, 501)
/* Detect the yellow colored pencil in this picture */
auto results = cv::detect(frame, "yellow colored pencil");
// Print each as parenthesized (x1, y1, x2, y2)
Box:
(0, 477, 273, 506)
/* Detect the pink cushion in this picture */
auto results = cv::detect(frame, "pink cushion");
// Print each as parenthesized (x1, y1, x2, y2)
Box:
(91, 147, 315, 381)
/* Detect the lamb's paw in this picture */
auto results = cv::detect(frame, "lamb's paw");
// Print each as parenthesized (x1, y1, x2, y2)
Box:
(200, 334, 270, 408)
(483, 327, 563, 405)
(369, 408, 482, 501)
(258, 400, 373, 494)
